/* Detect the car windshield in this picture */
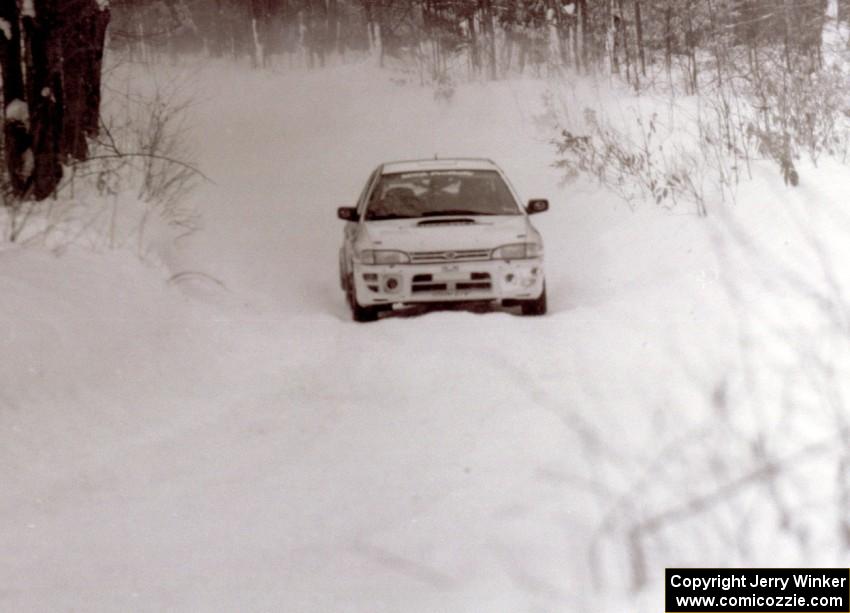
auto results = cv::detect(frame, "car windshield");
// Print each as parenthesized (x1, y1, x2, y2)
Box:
(364, 170, 520, 220)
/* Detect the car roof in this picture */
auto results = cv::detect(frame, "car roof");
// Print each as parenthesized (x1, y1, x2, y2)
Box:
(380, 158, 501, 175)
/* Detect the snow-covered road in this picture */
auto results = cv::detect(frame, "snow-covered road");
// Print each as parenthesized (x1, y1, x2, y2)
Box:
(2, 61, 747, 611)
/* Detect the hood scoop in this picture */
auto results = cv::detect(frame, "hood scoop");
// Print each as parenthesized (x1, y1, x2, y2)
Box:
(416, 218, 476, 227)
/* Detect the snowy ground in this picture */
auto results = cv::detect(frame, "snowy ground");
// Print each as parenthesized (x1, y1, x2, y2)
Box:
(3, 59, 850, 611)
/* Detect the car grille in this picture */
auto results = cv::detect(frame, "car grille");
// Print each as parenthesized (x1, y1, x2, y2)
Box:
(409, 248, 491, 263)
(412, 272, 491, 294)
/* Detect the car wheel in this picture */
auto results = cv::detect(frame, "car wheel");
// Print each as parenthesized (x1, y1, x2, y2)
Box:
(347, 273, 382, 323)
(520, 286, 547, 316)
(352, 303, 381, 322)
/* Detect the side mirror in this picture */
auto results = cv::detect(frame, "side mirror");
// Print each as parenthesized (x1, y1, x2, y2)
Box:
(338, 206, 359, 221)
(526, 199, 549, 215)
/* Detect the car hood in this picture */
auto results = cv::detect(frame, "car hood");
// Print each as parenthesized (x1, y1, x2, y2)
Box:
(361, 215, 535, 252)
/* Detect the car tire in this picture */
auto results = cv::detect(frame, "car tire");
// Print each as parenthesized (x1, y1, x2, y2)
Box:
(352, 302, 381, 322)
(520, 286, 547, 316)
(346, 273, 382, 323)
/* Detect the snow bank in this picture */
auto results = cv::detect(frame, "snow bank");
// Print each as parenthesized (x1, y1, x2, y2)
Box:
(0, 18, 12, 41)
(5, 99, 29, 126)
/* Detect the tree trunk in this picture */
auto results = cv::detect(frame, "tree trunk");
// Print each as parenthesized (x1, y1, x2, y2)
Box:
(60, 0, 110, 159)
(664, 1, 672, 87)
(608, 0, 618, 74)
(84, 4, 110, 137)
(0, 0, 31, 196)
(783, 0, 793, 72)
(634, 0, 645, 77)
(578, 0, 589, 72)
(548, 0, 568, 68)
(24, 0, 64, 200)
(684, 0, 698, 93)
(467, 8, 480, 75)
(572, 0, 579, 70)
(481, 0, 497, 79)
(616, 0, 631, 84)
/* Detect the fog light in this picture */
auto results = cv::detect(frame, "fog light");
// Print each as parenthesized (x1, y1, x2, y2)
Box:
(505, 273, 515, 283)
(383, 275, 401, 292)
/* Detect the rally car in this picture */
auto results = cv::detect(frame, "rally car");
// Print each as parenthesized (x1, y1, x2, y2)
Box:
(337, 158, 548, 321)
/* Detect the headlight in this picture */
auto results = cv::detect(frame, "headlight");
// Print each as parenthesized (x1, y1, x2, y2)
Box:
(491, 243, 542, 260)
(358, 249, 410, 265)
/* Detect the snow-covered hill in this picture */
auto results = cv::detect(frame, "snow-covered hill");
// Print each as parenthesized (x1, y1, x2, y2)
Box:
(3, 59, 849, 611)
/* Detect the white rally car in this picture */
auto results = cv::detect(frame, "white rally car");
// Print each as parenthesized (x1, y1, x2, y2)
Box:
(337, 158, 548, 322)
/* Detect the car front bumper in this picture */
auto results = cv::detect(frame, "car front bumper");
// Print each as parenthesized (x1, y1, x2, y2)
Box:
(352, 258, 544, 306)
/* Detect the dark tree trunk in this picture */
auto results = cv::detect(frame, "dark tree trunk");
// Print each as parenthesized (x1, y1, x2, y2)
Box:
(634, 0, 645, 77)
(609, 0, 619, 74)
(84, 5, 110, 137)
(61, 21, 88, 161)
(0, 0, 31, 196)
(664, 1, 672, 81)
(684, 0, 698, 93)
(616, 0, 632, 85)
(613, 0, 631, 80)
(23, 0, 64, 200)
(60, 0, 110, 160)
